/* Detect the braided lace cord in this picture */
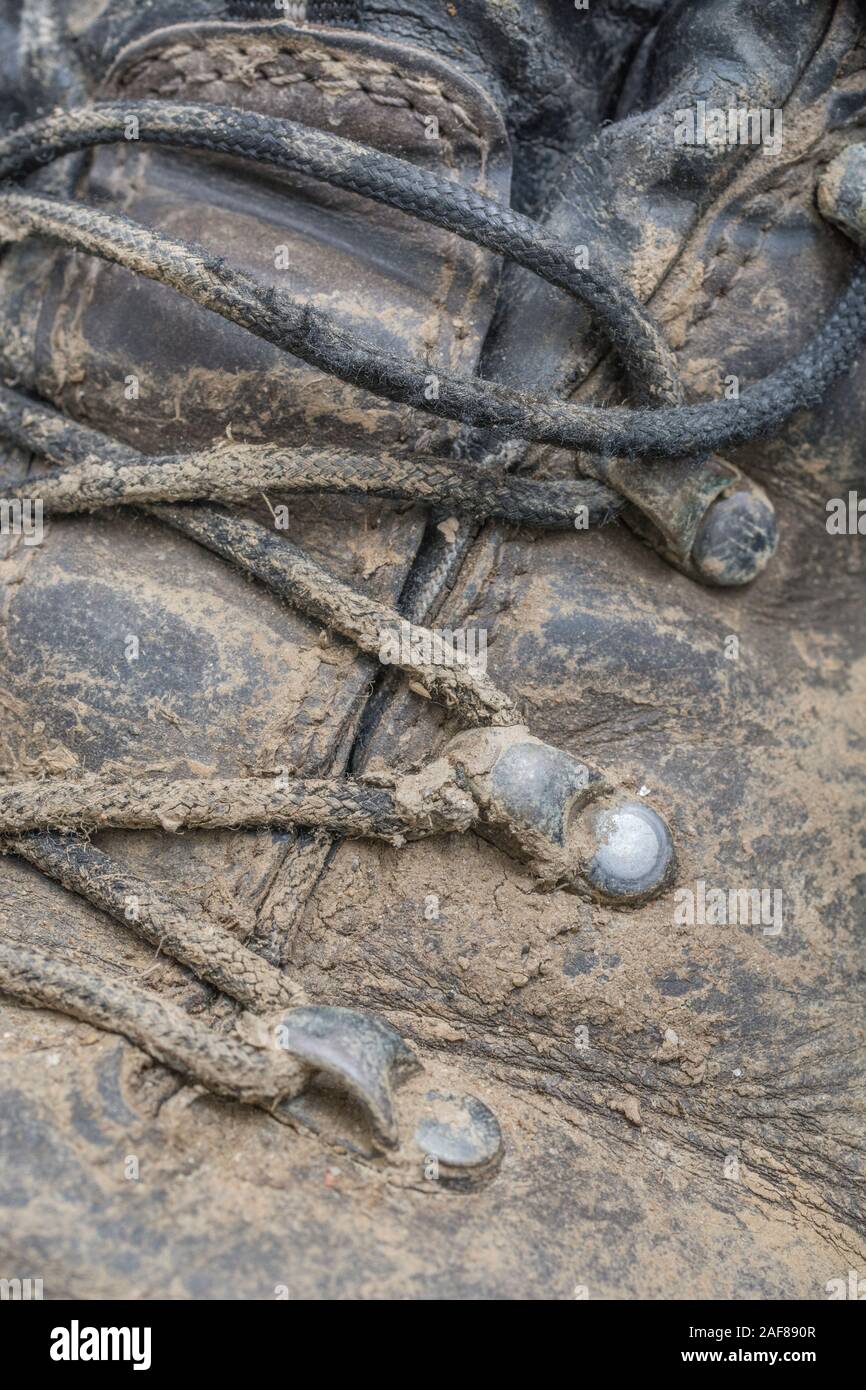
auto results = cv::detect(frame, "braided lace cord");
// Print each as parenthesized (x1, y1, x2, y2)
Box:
(1, 99, 864, 1108)
(2, 104, 865, 458)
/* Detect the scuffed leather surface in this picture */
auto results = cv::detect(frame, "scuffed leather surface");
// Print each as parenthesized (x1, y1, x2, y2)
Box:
(1, 1, 865, 1299)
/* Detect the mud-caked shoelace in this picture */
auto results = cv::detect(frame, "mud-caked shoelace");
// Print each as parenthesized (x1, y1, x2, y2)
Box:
(2, 100, 865, 456)
(0, 385, 620, 529)
(0, 387, 672, 897)
(1, 100, 864, 1151)
(1, 103, 865, 571)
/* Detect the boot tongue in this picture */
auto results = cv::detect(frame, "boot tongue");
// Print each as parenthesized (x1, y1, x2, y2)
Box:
(71, 2, 668, 216)
(11, 16, 511, 456)
(4, 2, 669, 453)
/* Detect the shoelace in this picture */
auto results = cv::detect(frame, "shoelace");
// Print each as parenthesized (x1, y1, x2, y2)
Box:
(3, 102, 866, 455)
(1, 99, 864, 1125)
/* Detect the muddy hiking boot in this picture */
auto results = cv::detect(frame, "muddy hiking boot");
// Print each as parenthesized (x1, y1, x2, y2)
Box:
(0, 0, 863, 1303)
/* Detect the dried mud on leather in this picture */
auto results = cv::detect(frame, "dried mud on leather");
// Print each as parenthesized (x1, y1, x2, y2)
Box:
(3, 494, 864, 1296)
(1, 9, 864, 1300)
(2, 219, 863, 1301)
